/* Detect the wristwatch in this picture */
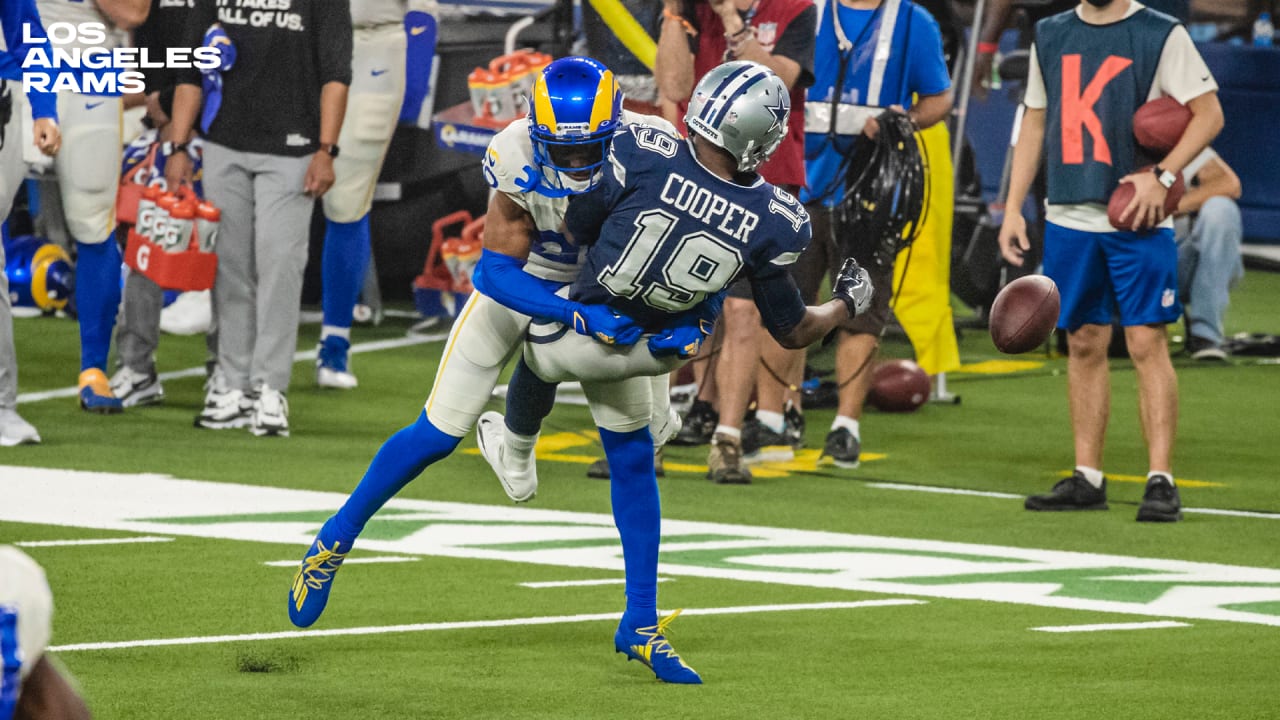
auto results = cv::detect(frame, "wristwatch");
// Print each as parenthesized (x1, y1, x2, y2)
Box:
(319, 143, 340, 158)
(160, 141, 189, 157)
(1153, 165, 1177, 189)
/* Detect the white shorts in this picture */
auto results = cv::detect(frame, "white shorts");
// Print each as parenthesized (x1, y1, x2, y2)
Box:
(51, 93, 123, 244)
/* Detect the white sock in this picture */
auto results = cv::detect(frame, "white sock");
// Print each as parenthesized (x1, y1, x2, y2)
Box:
(503, 427, 538, 471)
(320, 325, 351, 342)
(831, 415, 860, 439)
(1148, 470, 1175, 486)
(1076, 465, 1104, 488)
(755, 409, 786, 434)
(714, 424, 741, 440)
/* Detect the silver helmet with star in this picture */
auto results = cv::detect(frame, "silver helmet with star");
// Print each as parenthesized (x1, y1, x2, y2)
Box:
(684, 60, 790, 173)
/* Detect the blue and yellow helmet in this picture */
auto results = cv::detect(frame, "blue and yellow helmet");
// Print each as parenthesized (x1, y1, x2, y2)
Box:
(528, 56, 621, 197)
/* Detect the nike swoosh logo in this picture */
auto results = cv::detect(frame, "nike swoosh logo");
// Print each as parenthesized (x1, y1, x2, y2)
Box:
(410, 25, 427, 35)
(371, 69, 388, 77)
(85, 101, 104, 110)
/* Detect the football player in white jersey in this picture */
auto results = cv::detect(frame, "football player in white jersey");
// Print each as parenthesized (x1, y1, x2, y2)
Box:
(0, 546, 91, 719)
(314, 0, 435, 389)
(35, 0, 149, 414)
(288, 57, 675, 628)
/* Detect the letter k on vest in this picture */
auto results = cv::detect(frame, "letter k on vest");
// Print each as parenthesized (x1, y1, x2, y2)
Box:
(1060, 55, 1133, 166)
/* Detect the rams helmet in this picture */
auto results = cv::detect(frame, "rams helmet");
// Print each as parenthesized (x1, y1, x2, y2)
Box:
(528, 56, 621, 197)
(685, 61, 790, 173)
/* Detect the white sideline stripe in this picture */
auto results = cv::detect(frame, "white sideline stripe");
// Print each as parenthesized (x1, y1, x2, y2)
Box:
(519, 577, 673, 589)
(262, 556, 418, 568)
(15, 333, 448, 404)
(869, 482, 1280, 519)
(47, 599, 925, 653)
(1031, 621, 1191, 634)
(14, 536, 173, 548)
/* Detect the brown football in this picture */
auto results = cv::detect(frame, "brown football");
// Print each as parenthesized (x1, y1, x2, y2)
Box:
(868, 359, 930, 413)
(989, 275, 1060, 354)
(1107, 166, 1185, 231)
(1134, 96, 1191, 154)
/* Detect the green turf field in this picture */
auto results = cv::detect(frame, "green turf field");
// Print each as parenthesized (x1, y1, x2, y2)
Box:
(2, 272, 1279, 719)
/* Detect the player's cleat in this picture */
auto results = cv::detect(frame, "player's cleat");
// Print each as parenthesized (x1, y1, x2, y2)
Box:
(671, 399, 717, 447)
(288, 517, 353, 628)
(614, 609, 702, 684)
(818, 427, 861, 469)
(250, 387, 290, 437)
(78, 368, 123, 414)
(194, 374, 253, 430)
(0, 408, 41, 446)
(707, 432, 751, 484)
(587, 446, 667, 480)
(477, 411, 538, 502)
(316, 335, 358, 389)
(1136, 474, 1182, 522)
(109, 366, 165, 407)
(1025, 472, 1108, 512)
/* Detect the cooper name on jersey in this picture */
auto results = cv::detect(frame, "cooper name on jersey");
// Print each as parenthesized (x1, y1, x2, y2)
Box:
(659, 173, 760, 243)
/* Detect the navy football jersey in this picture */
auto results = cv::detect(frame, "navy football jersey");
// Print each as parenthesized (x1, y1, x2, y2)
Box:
(566, 125, 812, 330)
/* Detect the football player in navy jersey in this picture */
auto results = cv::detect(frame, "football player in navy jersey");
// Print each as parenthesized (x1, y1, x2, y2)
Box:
(474, 61, 874, 683)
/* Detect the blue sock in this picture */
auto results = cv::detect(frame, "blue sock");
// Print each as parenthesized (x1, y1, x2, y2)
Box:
(321, 215, 371, 333)
(75, 237, 122, 372)
(332, 410, 461, 538)
(504, 357, 558, 437)
(600, 426, 659, 628)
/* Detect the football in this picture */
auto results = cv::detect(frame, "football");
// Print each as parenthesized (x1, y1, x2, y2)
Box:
(1133, 96, 1192, 154)
(989, 275, 1060, 354)
(1107, 166, 1185, 231)
(868, 359, 930, 413)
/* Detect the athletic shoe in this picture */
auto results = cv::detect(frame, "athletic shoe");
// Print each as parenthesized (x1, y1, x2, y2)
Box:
(784, 403, 806, 446)
(707, 432, 751, 484)
(1186, 336, 1228, 362)
(614, 610, 702, 684)
(476, 411, 538, 502)
(1136, 474, 1182, 522)
(586, 447, 667, 480)
(250, 387, 290, 437)
(0, 408, 40, 446)
(652, 404, 683, 447)
(1025, 472, 1108, 512)
(819, 428, 861, 469)
(316, 335, 358, 389)
(109, 367, 164, 408)
(78, 368, 123, 414)
(742, 410, 804, 463)
(288, 517, 353, 628)
(194, 375, 252, 430)
(671, 399, 717, 447)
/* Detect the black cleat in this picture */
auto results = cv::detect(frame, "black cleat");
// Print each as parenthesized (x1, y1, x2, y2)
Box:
(671, 399, 717, 447)
(819, 428, 861, 469)
(1025, 472, 1108, 511)
(1136, 474, 1182, 522)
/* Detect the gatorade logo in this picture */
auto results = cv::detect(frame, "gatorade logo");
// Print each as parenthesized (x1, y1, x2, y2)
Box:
(1059, 55, 1133, 166)
(136, 243, 150, 272)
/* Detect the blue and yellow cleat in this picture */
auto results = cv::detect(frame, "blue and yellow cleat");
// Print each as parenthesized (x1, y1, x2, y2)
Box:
(614, 609, 702, 684)
(78, 368, 123, 414)
(288, 518, 353, 628)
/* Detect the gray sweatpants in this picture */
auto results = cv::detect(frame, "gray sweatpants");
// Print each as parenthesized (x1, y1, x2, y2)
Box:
(202, 141, 314, 392)
(0, 82, 27, 410)
(116, 271, 219, 376)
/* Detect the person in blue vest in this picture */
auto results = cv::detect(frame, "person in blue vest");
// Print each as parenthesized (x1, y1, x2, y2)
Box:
(998, 0, 1223, 522)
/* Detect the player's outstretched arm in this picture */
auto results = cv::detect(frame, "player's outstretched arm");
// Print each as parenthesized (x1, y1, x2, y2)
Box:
(751, 259, 874, 350)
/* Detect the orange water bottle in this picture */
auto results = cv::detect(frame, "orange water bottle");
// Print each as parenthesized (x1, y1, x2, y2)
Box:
(195, 202, 221, 253)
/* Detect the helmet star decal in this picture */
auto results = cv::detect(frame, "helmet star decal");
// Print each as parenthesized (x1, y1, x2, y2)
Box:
(765, 95, 788, 132)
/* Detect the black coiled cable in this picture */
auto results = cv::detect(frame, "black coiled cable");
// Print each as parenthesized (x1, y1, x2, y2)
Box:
(836, 109, 930, 266)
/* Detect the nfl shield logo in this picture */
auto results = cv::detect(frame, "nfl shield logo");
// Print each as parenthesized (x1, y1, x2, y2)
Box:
(754, 22, 778, 50)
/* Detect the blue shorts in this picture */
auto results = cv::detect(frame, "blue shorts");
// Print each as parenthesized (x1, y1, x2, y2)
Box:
(1042, 222, 1181, 332)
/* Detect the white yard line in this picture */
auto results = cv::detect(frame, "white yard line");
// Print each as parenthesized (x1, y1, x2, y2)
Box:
(519, 577, 673, 589)
(15, 333, 448, 405)
(1030, 621, 1191, 633)
(48, 599, 925, 653)
(262, 556, 419, 568)
(14, 536, 173, 548)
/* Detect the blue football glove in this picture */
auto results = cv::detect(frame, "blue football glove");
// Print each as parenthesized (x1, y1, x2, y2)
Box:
(570, 303, 644, 346)
(648, 317, 715, 358)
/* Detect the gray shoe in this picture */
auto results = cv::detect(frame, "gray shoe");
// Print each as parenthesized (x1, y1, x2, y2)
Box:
(110, 367, 165, 407)
(707, 433, 751, 484)
(0, 408, 40, 446)
(194, 375, 252, 430)
(819, 428, 861, 469)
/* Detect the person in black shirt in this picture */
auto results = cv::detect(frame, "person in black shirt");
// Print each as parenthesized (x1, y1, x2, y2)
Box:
(166, 0, 353, 437)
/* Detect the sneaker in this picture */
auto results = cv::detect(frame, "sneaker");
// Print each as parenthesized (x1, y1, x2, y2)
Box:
(784, 402, 806, 446)
(1186, 336, 1228, 362)
(1136, 474, 1182, 522)
(819, 427, 861, 469)
(476, 411, 538, 503)
(671, 399, 717, 447)
(0, 408, 40, 446)
(250, 387, 290, 437)
(109, 367, 164, 407)
(316, 335, 358, 389)
(614, 610, 702, 684)
(651, 405, 683, 447)
(1025, 472, 1108, 511)
(586, 446, 667, 480)
(707, 432, 751, 484)
(742, 408, 805, 463)
(78, 368, 123, 414)
(194, 375, 252, 430)
(288, 517, 353, 628)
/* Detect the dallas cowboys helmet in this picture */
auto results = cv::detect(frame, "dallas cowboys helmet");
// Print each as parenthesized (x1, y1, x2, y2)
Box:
(684, 61, 790, 173)
(528, 56, 622, 197)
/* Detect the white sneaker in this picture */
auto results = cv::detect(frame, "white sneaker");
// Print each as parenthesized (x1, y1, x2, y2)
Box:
(110, 367, 165, 408)
(194, 375, 252, 430)
(251, 387, 290, 437)
(652, 405, 683, 447)
(0, 408, 41, 446)
(316, 364, 358, 390)
(476, 411, 538, 503)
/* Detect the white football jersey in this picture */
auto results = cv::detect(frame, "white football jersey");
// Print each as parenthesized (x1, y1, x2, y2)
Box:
(0, 546, 53, 694)
(482, 110, 676, 283)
